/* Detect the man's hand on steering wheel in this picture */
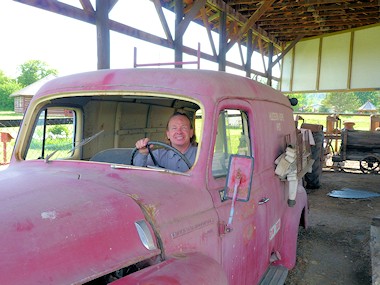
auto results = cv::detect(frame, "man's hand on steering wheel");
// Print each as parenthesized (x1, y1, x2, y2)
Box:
(130, 140, 192, 169)
(135, 138, 151, 155)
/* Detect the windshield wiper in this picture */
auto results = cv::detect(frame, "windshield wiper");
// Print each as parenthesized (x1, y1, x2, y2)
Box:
(45, 130, 104, 163)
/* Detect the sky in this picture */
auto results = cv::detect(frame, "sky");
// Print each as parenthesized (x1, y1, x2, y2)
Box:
(0, 0, 267, 79)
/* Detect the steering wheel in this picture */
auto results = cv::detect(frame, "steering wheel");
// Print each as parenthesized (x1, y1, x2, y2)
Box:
(130, 141, 193, 170)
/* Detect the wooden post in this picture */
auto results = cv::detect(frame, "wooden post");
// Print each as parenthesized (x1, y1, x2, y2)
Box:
(2, 142, 6, 164)
(96, 0, 110, 70)
(0, 132, 13, 164)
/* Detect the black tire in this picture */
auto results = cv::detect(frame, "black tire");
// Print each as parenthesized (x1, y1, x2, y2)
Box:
(305, 131, 324, 189)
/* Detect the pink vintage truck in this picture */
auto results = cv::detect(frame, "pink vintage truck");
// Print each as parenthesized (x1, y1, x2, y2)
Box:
(0, 69, 311, 285)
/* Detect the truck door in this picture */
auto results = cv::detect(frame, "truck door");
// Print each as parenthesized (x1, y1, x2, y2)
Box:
(207, 102, 269, 284)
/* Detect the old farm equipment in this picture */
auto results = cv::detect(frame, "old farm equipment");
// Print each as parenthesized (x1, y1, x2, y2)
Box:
(333, 130, 380, 174)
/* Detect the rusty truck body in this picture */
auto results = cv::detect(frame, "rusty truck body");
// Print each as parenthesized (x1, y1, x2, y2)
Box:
(0, 68, 309, 285)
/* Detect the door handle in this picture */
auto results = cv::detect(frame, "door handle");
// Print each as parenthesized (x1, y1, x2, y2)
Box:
(258, 197, 270, 205)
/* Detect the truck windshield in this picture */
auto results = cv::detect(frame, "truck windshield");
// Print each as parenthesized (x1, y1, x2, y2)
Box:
(22, 95, 202, 166)
(25, 108, 76, 160)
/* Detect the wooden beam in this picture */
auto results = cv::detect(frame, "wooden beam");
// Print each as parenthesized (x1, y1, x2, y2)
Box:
(257, 37, 267, 75)
(14, 0, 95, 22)
(218, 9, 227, 71)
(13, 0, 279, 79)
(207, 0, 282, 48)
(79, 0, 95, 14)
(176, 0, 207, 39)
(237, 0, 275, 38)
(96, 0, 110, 69)
(272, 34, 304, 66)
(266, 42, 273, 86)
(226, 0, 275, 50)
(153, 0, 174, 44)
(200, 7, 217, 57)
(238, 41, 245, 67)
(175, 0, 183, 67)
(245, 29, 253, 77)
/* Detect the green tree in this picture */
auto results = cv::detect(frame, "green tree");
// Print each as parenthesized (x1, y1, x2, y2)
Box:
(289, 93, 309, 112)
(321, 92, 361, 113)
(354, 91, 379, 107)
(17, 60, 57, 87)
(0, 70, 8, 82)
(0, 72, 22, 111)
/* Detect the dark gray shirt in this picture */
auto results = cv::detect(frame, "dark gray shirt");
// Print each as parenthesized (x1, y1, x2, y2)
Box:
(133, 145, 197, 172)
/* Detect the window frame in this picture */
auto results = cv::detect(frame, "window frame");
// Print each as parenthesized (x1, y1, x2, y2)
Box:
(207, 99, 254, 192)
(212, 109, 251, 178)
(23, 106, 82, 161)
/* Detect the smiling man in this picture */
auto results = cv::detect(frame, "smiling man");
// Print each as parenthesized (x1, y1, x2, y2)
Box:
(133, 112, 198, 172)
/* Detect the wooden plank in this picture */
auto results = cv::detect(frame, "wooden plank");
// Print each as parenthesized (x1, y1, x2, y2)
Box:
(345, 130, 380, 149)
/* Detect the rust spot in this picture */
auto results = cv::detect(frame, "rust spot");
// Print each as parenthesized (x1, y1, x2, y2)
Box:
(172, 252, 187, 258)
(241, 202, 255, 219)
(243, 224, 254, 244)
(127, 193, 140, 201)
(127, 194, 158, 224)
(142, 204, 158, 220)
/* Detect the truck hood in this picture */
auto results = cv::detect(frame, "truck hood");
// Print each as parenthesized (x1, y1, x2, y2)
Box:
(0, 162, 162, 285)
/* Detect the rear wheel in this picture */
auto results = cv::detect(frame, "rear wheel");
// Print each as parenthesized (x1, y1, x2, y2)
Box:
(360, 155, 380, 174)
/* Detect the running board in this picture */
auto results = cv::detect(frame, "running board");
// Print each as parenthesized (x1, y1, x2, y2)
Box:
(259, 265, 288, 285)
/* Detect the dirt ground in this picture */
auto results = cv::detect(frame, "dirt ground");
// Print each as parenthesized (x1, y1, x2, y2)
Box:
(286, 161, 380, 285)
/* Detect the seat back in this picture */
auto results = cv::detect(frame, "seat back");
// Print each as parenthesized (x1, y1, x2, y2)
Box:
(90, 148, 134, 164)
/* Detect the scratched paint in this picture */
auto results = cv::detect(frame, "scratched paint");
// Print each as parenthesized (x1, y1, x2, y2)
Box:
(269, 219, 281, 241)
(171, 218, 214, 239)
(41, 211, 57, 220)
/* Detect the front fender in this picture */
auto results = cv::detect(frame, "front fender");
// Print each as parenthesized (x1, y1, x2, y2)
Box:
(113, 252, 228, 285)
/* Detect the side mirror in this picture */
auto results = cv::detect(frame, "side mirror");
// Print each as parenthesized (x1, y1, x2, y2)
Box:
(288, 97, 298, 106)
(224, 155, 254, 202)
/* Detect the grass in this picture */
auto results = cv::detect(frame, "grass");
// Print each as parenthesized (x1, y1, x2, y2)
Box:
(0, 111, 24, 120)
(295, 113, 374, 131)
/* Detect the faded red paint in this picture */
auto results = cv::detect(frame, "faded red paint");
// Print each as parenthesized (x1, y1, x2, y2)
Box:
(1, 69, 308, 285)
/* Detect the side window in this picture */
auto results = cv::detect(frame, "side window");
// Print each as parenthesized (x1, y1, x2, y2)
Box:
(25, 108, 76, 160)
(212, 109, 251, 177)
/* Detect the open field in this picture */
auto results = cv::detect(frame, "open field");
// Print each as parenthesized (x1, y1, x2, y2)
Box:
(295, 113, 374, 131)
(0, 111, 23, 120)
